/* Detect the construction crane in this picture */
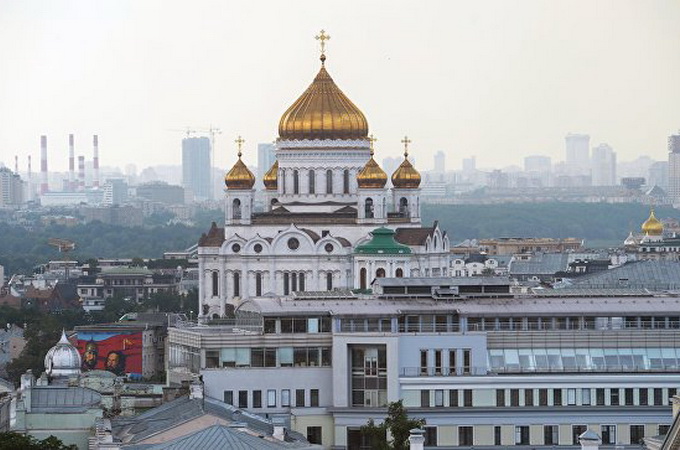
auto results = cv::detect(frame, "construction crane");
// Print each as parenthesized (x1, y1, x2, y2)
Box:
(47, 238, 76, 280)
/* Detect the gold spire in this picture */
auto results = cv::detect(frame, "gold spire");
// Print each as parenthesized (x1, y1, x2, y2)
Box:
(225, 135, 255, 190)
(357, 134, 387, 189)
(641, 207, 663, 236)
(278, 30, 368, 141)
(263, 160, 279, 190)
(391, 135, 421, 189)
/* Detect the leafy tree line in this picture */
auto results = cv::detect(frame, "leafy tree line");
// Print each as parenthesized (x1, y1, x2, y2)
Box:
(0, 432, 76, 450)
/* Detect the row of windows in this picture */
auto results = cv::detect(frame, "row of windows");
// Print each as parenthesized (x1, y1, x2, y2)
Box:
(419, 348, 471, 376)
(282, 169, 350, 195)
(212, 271, 336, 297)
(263, 316, 332, 334)
(205, 347, 331, 368)
(223, 388, 319, 409)
(468, 315, 680, 331)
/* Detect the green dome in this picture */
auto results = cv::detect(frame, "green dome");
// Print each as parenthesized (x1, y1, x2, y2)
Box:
(355, 227, 412, 255)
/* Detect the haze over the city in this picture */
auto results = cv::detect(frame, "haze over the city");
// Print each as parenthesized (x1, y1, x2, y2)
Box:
(0, 0, 679, 172)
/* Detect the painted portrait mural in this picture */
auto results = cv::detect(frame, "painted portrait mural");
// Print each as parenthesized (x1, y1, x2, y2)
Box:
(76, 331, 143, 377)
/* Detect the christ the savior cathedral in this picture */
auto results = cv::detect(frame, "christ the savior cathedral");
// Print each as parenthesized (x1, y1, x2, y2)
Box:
(198, 33, 450, 318)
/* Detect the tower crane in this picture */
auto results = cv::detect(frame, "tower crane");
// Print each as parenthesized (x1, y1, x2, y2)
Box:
(47, 238, 76, 280)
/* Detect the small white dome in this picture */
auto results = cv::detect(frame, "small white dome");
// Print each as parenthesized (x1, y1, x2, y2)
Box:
(44, 330, 81, 378)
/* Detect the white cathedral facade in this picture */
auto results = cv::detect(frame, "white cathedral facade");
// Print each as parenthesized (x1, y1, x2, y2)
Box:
(198, 48, 450, 319)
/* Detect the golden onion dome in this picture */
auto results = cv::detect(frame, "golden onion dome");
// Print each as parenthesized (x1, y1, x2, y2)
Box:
(278, 55, 368, 141)
(391, 136, 421, 189)
(263, 160, 278, 191)
(225, 136, 256, 190)
(641, 208, 663, 236)
(357, 136, 387, 189)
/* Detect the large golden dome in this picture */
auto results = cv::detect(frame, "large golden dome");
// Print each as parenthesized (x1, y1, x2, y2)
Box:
(391, 136, 421, 189)
(641, 208, 663, 236)
(278, 57, 368, 141)
(263, 160, 278, 191)
(357, 136, 387, 189)
(225, 137, 255, 190)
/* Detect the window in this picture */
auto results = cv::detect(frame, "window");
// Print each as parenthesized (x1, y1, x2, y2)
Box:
(299, 272, 305, 292)
(267, 389, 276, 407)
(253, 390, 262, 408)
(365, 198, 374, 218)
(539, 389, 548, 406)
(232, 198, 241, 219)
(307, 426, 322, 445)
(420, 350, 428, 375)
(494, 426, 502, 446)
(296, 389, 305, 407)
(224, 390, 233, 405)
(553, 389, 562, 406)
(525, 389, 534, 406)
(625, 388, 634, 405)
(463, 389, 472, 407)
(233, 272, 240, 297)
(281, 389, 291, 407)
(434, 350, 442, 375)
(463, 349, 471, 374)
(515, 426, 529, 445)
(596, 388, 605, 406)
(359, 267, 367, 290)
(449, 389, 458, 407)
(630, 425, 645, 444)
(424, 426, 437, 446)
(376, 268, 386, 278)
(654, 388, 664, 405)
(211, 272, 218, 297)
(582, 388, 591, 406)
(238, 390, 248, 408)
(343, 169, 350, 194)
(434, 390, 444, 407)
(496, 389, 506, 407)
(610, 388, 620, 406)
(640, 388, 648, 406)
(283, 273, 289, 295)
(572, 425, 587, 445)
(544, 425, 559, 445)
(449, 350, 456, 375)
(601, 425, 616, 445)
(326, 170, 333, 194)
(567, 388, 576, 405)
(308, 170, 315, 194)
(291, 272, 297, 292)
(255, 273, 262, 296)
(326, 272, 333, 291)
(510, 389, 520, 406)
(659, 424, 671, 436)
(293, 170, 299, 194)
(396, 268, 404, 277)
(459, 426, 473, 446)
(310, 389, 319, 407)
(421, 390, 430, 407)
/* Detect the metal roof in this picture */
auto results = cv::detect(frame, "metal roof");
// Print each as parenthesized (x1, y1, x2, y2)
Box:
(30, 386, 101, 412)
(509, 253, 569, 275)
(374, 276, 511, 287)
(570, 260, 680, 290)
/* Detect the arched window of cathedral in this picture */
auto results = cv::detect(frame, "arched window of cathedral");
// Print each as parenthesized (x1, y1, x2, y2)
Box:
(232, 199, 242, 219)
(433, 236, 438, 249)
(255, 273, 262, 296)
(395, 268, 404, 278)
(365, 198, 374, 218)
(360, 268, 367, 290)
(343, 169, 350, 194)
(309, 170, 315, 194)
(233, 272, 240, 297)
(212, 313, 219, 319)
(293, 170, 299, 194)
(211, 271, 218, 297)
(399, 197, 409, 215)
(254, 243, 263, 254)
(283, 273, 290, 295)
(287, 238, 300, 250)
(326, 272, 333, 291)
(376, 268, 386, 278)
(281, 169, 286, 194)
(326, 170, 333, 194)
(291, 272, 297, 292)
(299, 272, 305, 292)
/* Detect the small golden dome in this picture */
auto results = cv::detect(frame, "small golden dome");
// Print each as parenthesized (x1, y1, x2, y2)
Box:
(278, 57, 368, 141)
(263, 160, 278, 191)
(358, 135, 387, 189)
(391, 136, 421, 189)
(641, 208, 663, 236)
(225, 136, 255, 190)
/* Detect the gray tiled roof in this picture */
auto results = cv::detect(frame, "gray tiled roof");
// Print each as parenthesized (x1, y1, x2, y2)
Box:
(509, 253, 569, 276)
(570, 260, 680, 290)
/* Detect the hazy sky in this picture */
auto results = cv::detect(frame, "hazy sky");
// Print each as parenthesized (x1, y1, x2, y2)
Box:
(1, 0, 679, 173)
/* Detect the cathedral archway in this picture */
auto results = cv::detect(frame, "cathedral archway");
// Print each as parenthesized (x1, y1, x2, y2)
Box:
(232, 199, 242, 219)
(376, 268, 386, 278)
(365, 198, 374, 218)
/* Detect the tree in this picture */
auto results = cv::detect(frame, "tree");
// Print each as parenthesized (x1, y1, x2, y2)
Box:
(360, 400, 426, 450)
(0, 432, 77, 449)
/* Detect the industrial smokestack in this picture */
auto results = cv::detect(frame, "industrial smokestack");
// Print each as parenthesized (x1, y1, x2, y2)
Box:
(14, 155, 18, 174)
(40, 135, 48, 195)
(93, 135, 100, 188)
(27, 155, 32, 179)
(69, 134, 75, 191)
(78, 155, 85, 191)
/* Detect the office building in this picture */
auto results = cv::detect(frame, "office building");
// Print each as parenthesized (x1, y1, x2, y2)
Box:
(591, 143, 617, 186)
(668, 133, 680, 202)
(565, 133, 590, 175)
(182, 137, 211, 201)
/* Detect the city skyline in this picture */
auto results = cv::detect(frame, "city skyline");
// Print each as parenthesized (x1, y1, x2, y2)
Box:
(1, 1, 679, 173)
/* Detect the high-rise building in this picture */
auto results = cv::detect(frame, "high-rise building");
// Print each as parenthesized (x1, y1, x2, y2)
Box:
(257, 143, 277, 189)
(462, 156, 476, 173)
(182, 137, 211, 201)
(648, 161, 669, 190)
(565, 133, 590, 175)
(0, 167, 24, 206)
(102, 178, 129, 206)
(523, 155, 551, 173)
(591, 143, 617, 186)
(668, 133, 680, 201)
(433, 151, 446, 174)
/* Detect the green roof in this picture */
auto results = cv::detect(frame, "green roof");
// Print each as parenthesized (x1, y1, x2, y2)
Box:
(355, 227, 412, 255)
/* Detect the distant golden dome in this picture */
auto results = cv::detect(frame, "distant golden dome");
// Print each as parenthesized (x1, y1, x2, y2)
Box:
(225, 136, 255, 190)
(357, 136, 387, 189)
(641, 208, 663, 236)
(391, 136, 421, 189)
(263, 160, 278, 191)
(278, 57, 368, 141)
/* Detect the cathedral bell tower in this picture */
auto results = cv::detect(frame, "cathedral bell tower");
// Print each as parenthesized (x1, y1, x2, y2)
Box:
(357, 135, 388, 224)
(391, 136, 421, 223)
(224, 136, 255, 225)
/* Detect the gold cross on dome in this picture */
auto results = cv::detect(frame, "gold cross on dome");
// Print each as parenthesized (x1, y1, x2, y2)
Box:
(368, 134, 377, 155)
(315, 30, 330, 60)
(401, 135, 412, 157)
(235, 135, 245, 157)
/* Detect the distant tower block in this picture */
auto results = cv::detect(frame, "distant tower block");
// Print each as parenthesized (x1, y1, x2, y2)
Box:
(78, 155, 85, 191)
(14, 155, 18, 173)
(68, 134, 75, 191)
(93, 135, 100, 188)
(40, 135, 48, 195)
